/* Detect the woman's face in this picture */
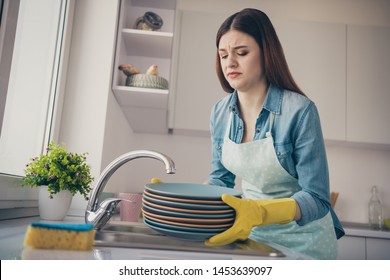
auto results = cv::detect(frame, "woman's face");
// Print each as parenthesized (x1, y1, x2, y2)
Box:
(218, 29, 264, 93)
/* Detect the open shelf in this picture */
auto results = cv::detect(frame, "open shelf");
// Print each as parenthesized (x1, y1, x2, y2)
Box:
(122, 29, 173, 58)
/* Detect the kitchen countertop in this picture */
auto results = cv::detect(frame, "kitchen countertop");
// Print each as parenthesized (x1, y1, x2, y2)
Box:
(1, 216, 388, 260)
(341, 221, 390, 239)
(0, 215, 308, 260)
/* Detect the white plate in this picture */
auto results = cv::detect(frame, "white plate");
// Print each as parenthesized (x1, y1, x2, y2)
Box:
(145, 183, 242, 200)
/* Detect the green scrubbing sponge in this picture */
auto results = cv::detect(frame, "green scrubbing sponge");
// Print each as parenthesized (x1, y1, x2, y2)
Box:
(24, 222, 95, 251)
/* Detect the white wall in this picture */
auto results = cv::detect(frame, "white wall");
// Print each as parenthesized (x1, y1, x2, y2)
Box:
(59, 0, 120, 213)
(61, 0, 390, 223)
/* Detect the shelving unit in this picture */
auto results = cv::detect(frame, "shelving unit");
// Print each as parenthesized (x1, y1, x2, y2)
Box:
(112, 0, 176, 133)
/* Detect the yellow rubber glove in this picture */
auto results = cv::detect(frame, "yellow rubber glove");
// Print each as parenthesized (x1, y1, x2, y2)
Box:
(150, 178, 163, 183)
(205, 194, 296, 247)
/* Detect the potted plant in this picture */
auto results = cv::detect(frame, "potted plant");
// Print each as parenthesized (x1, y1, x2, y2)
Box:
(22, 140, 94, 220)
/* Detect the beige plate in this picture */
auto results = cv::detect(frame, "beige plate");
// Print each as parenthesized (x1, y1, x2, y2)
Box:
(143, 212, 233, 229)
(142, 209, 234, 225)
(144, 189, 225, 204)
(142, 198, 234, 214)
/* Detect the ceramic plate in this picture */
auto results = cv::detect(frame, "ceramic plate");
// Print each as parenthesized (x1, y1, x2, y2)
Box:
(142, 212, 233, 229)
(144, 189, 225, 205)
(144, 219, 215, 241)
(144, 183, 242, 200)
(142, 203, 235, 219)
(142, 198, 234, 214)
(143, 193, 231, 210)
(142, 209, 235, 224)
(143, 217, 229, 233)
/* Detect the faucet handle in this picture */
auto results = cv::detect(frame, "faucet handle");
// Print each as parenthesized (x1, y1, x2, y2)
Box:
(99, 197, 135, 209)
(89, 198, 136, 230)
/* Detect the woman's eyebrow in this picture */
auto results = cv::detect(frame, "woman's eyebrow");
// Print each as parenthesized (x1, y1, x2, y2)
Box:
(218, 45, 248, 52)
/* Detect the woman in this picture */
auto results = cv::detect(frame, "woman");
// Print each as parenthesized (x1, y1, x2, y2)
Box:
(206, 8, 344, 259)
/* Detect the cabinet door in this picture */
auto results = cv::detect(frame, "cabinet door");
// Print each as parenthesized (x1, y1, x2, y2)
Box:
(366, 237, 390, 260)
(337, 236, 366, 260)
(347, 25, 390, 145)
(170, 10, 228, 133)
(275, 21, 347, 141)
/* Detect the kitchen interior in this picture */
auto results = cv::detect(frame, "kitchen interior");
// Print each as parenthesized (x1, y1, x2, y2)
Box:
(0, 0, 389, 260)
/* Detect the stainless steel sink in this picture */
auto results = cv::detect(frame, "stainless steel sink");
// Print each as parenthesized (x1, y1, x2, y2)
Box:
(94, 221, 285, 258)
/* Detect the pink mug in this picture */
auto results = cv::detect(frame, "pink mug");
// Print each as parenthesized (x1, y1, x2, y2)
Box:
(118, 192, 143, 222)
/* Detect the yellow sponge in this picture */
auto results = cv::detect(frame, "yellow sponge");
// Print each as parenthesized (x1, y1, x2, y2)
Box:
(24, 222, 95, 251)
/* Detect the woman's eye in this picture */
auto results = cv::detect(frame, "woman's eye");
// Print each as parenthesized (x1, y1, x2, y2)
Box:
(238, 51, 248, 56)
(220, 54, 227, 59)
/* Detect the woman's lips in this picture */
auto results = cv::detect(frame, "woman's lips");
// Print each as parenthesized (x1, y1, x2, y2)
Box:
(227, 72, 241, 78)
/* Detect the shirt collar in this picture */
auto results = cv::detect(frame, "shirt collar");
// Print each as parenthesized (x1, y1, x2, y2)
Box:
(228, 84, 283, 115)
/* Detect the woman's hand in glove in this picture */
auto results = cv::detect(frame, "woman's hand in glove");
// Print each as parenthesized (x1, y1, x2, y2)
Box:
(204, 194, 297, 247)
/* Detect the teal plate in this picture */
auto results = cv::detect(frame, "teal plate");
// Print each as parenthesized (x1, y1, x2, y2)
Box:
(143, 217, 229, 233)
(142, 203, 235, 219)
(143, 193, 231, 210)
(144, 218, 217, 241)
(145, 183, 242, 200)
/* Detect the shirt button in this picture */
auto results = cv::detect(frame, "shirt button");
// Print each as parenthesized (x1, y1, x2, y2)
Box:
(238, 126, 242, 130)
(256, 128, 261, 133)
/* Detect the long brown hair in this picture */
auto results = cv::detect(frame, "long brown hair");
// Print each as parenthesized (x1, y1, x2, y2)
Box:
(216, 8, 305, 96)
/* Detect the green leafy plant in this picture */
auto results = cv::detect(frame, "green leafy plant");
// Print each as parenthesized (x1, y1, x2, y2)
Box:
(22, 141, 94, 200)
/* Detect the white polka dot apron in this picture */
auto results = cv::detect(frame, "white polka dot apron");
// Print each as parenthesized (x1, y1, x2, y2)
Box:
(221, 112, 337, 259)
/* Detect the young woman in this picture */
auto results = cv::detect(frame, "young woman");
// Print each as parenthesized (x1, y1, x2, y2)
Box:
(206, 8, 344, 259)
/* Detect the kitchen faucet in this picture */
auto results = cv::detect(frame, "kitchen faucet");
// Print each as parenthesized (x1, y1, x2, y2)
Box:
(85, 150, 176, 229)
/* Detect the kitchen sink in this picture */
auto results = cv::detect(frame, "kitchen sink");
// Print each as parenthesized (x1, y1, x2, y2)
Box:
(94, 221, 285, 258)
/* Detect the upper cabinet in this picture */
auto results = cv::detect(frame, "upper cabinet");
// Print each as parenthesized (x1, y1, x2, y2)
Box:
(112, 0, 176, 133)
(346, 25, 390, 145)
(168, 10, 228, 134)
(275, 20, 347, 142)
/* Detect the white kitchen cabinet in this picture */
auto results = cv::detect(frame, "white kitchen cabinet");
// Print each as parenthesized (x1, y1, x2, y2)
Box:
(337, 236, 366, 260)
(346, 25, 390, 145)
(112, 0, 176, 133)
(275, 21, 347, 141)
(366, 237, 390, 260)
(169, 10, 228, 134)
(337, 234, 390, 260)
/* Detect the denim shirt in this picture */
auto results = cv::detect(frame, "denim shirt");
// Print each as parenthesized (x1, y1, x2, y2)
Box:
(208, 84, 344, 239)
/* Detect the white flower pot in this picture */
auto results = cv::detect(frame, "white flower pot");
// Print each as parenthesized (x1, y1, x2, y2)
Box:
(38, 185, 73, 220)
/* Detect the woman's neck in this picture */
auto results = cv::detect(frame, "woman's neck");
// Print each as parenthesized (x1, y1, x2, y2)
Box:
(237, 81, 269, 113)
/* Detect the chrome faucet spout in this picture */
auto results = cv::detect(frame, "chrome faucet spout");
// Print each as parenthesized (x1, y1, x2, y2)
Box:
(85, 150, 175, 229)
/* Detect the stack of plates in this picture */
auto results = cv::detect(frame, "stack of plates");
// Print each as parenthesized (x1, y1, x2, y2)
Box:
(142, 183, 242, 241)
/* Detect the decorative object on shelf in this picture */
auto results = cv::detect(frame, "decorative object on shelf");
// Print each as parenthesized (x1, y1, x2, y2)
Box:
(119, 63, 169, 90)
(118, 64, 140, 76)
(134, 11, 163, 31)
(21, 141, 94, 220)
(146, 64, 158, 76)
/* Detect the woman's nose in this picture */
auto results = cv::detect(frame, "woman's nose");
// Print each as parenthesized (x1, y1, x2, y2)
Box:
(227, 55, 238, 68)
